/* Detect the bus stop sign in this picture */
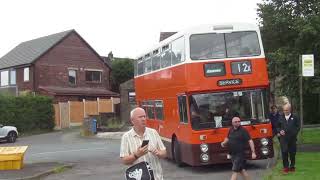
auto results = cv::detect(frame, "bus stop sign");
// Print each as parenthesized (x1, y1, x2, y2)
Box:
(302, 54, 314, 77)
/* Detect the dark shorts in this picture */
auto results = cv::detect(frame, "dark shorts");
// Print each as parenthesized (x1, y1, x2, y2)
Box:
(231, 155, 246, 172)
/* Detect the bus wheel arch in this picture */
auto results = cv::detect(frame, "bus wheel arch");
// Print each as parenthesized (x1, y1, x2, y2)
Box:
(172, 135, 183, 167)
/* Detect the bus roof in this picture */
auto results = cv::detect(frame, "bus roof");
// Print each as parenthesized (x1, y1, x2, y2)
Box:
(136, 22, 261, 59)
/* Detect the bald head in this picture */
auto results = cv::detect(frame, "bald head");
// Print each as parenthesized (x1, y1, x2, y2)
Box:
(130, 107, 146, 132)
(130, 107, 145, 120)
(232, 117, 241, 129)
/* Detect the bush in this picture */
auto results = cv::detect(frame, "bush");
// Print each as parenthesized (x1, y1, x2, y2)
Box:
(0, 94, 54, 133)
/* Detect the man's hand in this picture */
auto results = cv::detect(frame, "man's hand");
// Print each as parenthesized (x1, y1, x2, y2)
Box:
(135, 145, 148, 158)
(252, 152, 257, 159)
(221, 141, 226, 148)
(149, 148, 166, 158)
(150, 149, 161, 157)
(277, 133, 281, 137)
(280, 130, 285, 136)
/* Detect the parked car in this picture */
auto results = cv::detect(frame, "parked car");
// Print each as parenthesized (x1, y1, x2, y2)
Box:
(0, 124, 18, 143)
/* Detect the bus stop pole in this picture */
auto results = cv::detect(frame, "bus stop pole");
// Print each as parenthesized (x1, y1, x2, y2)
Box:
(299, 55, 304, 135)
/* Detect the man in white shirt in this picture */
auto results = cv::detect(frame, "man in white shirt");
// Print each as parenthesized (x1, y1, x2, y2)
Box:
(277, 103, 300, 174)
(120, 107, 167, 180)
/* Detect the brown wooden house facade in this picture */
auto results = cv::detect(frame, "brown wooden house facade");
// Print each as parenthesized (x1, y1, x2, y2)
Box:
(0, 30, 118, 102)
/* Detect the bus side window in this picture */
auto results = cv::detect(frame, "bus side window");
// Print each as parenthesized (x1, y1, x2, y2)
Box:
(137, 60, 145, 75)
(160, 45, 172, 68)
(171, 37, 185, 65)
(152, 49, 160, 70)
(146, 100, 155, 119)
(155, 100, 164, 120)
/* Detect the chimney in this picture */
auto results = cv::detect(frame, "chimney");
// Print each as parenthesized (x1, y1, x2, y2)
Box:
(159, 32, 177, 42)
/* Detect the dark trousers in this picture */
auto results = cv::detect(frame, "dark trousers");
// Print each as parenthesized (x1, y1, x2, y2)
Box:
(282, 151, 296, 168)
(280, 136, 297, 169)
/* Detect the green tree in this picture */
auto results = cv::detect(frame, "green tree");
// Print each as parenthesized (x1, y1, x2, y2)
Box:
(111, 57, 134, 92)
(257, 0, 320, 123)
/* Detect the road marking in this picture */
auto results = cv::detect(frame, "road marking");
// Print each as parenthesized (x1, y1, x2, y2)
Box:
(28, 147, 108, 156)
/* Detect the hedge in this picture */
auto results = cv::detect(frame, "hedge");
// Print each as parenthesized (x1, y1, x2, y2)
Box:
(0, 95, 55, 133)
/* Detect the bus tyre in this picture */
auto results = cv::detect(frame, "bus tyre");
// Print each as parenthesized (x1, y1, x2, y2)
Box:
(173, 139, 183, 167)
(7, 131, 17, 143)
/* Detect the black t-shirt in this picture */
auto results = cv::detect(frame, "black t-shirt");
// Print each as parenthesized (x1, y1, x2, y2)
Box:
(227, 126, 251, 155)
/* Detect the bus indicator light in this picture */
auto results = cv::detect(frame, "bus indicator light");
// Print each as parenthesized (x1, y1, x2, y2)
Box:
(199, 135, 207, 140)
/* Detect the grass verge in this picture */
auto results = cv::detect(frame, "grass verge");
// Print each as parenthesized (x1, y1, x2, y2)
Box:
(265, 127, 320, 180)
(53, 165, 72, 174)
(300, 128, 320, 144)
(264, 152, 320, 180)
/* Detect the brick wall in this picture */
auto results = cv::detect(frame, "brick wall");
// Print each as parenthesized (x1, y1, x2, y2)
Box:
(34, 32, 111, 91)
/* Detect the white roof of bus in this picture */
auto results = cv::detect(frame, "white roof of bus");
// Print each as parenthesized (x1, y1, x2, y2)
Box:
(136, 22, 260, 59)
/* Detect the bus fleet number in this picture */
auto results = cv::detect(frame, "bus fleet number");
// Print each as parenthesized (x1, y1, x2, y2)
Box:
(232, 61, 252, 74)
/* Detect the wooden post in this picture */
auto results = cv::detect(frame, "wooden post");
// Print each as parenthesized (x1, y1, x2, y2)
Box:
(68, 101, 71, 128)
(83, 99, 86, 118)
(97, 97, 100, 113)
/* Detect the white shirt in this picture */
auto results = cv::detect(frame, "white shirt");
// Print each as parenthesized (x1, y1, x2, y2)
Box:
(285, 113, 291, 121)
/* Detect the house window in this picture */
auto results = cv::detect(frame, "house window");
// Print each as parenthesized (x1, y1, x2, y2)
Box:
(68, 70, 76, 85)
(10, 70, 16, 85)
(0, 70, 9, 86)
(24, 67, 29, 82)
(85, 71, 101, 82)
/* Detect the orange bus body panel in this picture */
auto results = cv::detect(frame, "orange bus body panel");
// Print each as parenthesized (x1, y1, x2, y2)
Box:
(135, 57, 273, 165)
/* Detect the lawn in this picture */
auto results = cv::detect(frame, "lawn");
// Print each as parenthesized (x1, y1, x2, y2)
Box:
(264, 128, 320, 180)
(300, 128, 320, 144)
(264, 152, 320, 180)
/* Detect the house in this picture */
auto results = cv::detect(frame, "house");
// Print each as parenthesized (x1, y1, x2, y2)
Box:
(0, 29, 118, 102)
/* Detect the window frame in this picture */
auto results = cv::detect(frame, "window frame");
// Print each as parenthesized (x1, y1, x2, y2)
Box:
(68, 69, 77, 85)
(0, 70, 9, 86)
(24, 67, 30, 82)
(85, 70, 102, 83)
(10, 69, 16, 85)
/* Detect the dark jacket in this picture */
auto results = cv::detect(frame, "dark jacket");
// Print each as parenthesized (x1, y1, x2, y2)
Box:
(268, 112, 280, 135)
(277, 113, 300, 152)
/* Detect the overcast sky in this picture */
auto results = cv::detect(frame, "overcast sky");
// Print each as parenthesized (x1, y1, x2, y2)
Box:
(0, 0, 262, 59)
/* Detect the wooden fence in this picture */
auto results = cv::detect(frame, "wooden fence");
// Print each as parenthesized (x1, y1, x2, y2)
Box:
(53, 97, 119, 129)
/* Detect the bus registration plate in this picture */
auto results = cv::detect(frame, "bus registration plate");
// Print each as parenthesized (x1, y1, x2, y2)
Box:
(217, 78, 242, 86)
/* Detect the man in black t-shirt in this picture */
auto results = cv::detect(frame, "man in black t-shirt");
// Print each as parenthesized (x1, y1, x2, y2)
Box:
(221, 117, 256, 180)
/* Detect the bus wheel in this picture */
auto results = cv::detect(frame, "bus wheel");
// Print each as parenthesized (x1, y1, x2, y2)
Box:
(173, 138, 183, 167)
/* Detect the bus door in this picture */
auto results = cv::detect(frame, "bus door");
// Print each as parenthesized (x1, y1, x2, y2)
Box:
(177, 95, 189, 140)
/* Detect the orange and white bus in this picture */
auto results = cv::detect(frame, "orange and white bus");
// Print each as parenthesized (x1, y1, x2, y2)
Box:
(134, 23, 274, 166)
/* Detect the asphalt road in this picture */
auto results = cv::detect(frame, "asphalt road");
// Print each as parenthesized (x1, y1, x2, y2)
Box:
(1, 129, 273, 180)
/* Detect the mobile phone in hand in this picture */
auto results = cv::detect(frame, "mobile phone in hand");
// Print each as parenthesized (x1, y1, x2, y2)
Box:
(141, 140, 149, 147)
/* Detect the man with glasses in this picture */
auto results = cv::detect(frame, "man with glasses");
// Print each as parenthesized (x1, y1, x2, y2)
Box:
(221, 117, 256, 180)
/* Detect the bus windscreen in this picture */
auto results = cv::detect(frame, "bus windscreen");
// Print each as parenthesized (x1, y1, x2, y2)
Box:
(189, 89, 268, 130)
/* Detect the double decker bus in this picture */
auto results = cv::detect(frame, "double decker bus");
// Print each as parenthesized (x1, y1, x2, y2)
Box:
(134, 23, 274, 166)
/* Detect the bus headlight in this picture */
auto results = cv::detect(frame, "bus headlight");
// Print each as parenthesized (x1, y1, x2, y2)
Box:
(261, 147, 269, 155)
(200, 153, 209, 162)
(200, 143, 209, 153)
(260, 138, 269, 146)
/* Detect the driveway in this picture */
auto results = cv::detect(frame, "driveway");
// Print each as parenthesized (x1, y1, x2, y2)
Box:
(1, 129, 273, 180)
